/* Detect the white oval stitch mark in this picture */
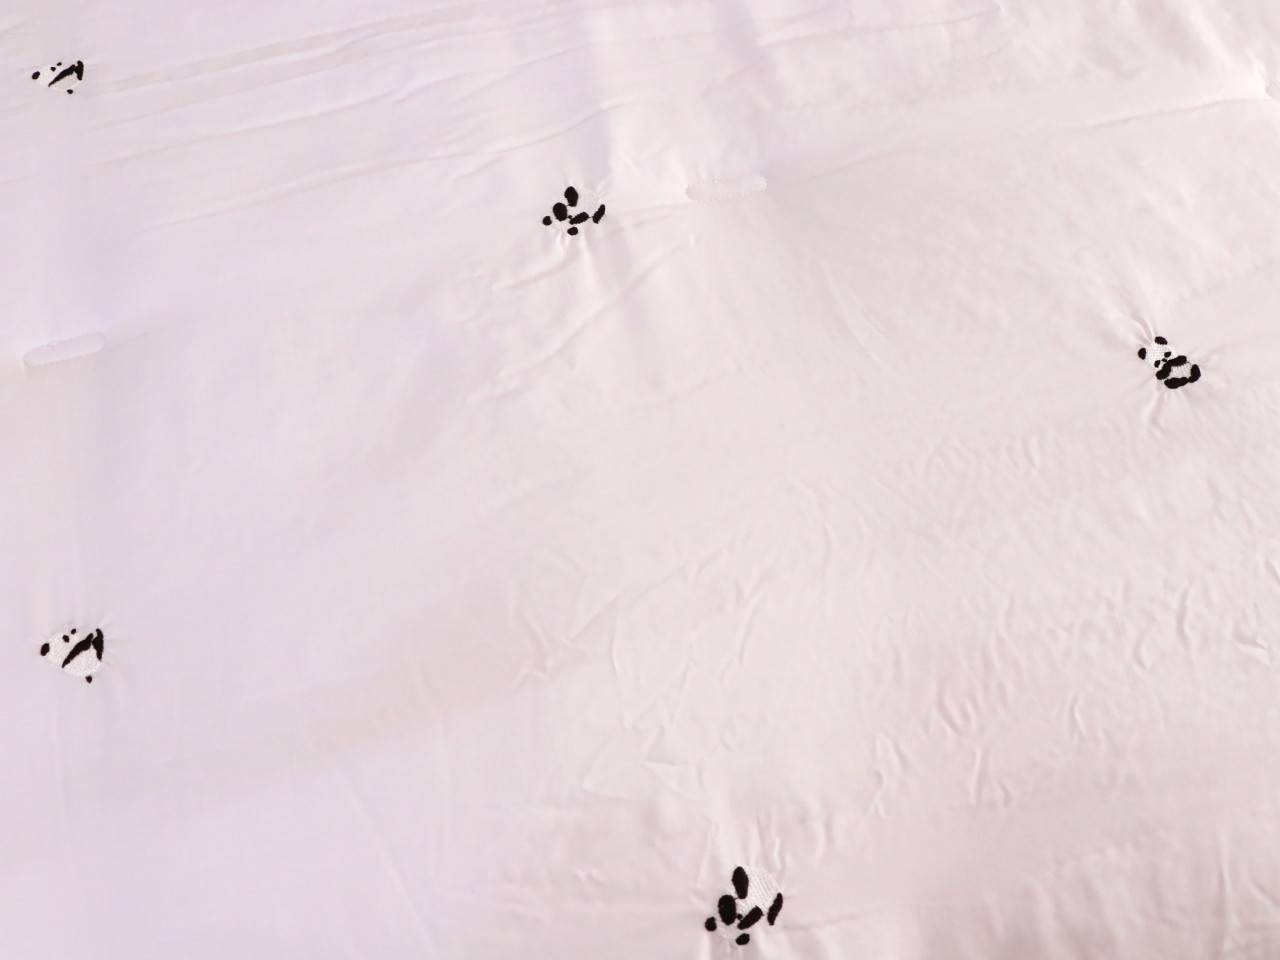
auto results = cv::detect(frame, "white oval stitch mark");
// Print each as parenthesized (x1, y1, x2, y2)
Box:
(686, 174, 767, 202)
(23, 332, 107, 368)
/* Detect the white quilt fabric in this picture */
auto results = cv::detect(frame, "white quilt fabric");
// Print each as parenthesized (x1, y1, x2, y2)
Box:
(4, 2, 1280, 957)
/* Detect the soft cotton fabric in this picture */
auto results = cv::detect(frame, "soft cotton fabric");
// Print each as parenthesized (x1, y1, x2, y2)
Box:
(4, 1, 1280, 957)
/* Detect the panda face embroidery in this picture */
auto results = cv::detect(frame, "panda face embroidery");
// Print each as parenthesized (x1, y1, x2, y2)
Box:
(39, 627, 104, 684)
(703, 866, 784, 947)
(541, 185, 606, 236)
(1137, 335, 1200, 390)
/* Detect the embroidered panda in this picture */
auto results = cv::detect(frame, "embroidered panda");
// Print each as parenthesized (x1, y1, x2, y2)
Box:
(39, 627, 104, 684)
(703, 866, 784, 947)
(541, 185, 606, 236)
(1138, 336, 1200, 389)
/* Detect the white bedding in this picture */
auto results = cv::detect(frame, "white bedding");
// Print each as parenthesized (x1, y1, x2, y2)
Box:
(4, 2, 1280, 957)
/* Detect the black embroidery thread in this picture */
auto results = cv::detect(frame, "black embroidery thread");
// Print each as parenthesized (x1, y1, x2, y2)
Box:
(541, 186, 605, 236)
(38, 626, 103, 683)
(703, 866, 784, 947)
(1137, 335, 1200, 390)
(30, 60, 84, 94)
